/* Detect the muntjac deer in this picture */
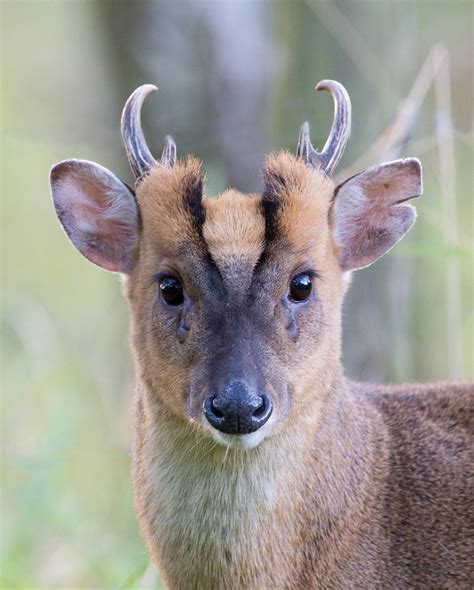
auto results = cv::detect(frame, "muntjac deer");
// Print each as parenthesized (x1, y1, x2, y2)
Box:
(50, 81, 473, 589)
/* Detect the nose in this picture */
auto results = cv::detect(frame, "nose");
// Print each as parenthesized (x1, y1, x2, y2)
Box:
(204, 381, 273, 435)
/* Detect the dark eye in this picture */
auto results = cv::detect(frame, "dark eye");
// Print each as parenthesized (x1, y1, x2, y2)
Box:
(159, 277, 185, 306)
(289, 273, 313, 302)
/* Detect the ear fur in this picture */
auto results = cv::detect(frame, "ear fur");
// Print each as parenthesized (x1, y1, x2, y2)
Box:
(50, 159, 139, 273)
(331, 158, 422, 271)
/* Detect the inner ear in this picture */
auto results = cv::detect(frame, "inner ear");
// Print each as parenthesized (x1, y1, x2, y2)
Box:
(50, 159, 139, 273)
(331, 158, 422, 272)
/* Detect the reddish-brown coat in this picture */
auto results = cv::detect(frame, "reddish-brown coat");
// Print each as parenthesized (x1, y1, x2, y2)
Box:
(126, 155, 473, 589)
(50, 148, 473, 589)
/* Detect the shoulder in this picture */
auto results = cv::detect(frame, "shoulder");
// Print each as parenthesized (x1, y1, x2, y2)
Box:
(349, 381, 473, 495)
(350, 380, 473, 431)
(348, 379, 473, 475)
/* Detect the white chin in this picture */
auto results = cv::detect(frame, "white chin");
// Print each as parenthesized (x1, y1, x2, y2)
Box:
(211, 429, 268, 450)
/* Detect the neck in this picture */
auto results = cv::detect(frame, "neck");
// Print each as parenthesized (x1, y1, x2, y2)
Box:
(132, 372, 385, 589)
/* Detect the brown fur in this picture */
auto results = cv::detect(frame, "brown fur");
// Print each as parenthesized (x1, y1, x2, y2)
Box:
(51, 150, 473, 589)
(122, 153, 473, 589)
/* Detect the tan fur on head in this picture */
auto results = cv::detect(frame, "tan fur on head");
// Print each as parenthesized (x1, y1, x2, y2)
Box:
(136, 156, 205, 256)
(203, 190, 264, 271)
(263, 152, 336, 250)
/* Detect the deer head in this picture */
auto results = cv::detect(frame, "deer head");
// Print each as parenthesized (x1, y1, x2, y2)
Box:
(50, 81, 422, 449)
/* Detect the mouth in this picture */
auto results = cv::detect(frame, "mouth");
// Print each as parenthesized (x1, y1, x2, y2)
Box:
(203, 420, 272, 450)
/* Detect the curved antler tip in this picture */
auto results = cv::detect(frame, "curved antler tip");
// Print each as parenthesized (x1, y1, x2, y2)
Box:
(315, 79, 328, 91)
(123, 84, 159, 107)
(315, 79, 344, 92)
(140, 83, 159, 93)
(297, 80, 351, 176)
(121, 84, 163, 180)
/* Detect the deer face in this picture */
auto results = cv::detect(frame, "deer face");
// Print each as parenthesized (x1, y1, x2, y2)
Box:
(123, 155, 346, 449)
(50, 82, 422, 449)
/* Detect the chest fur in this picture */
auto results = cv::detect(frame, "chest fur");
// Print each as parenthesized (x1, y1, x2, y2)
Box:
(133, 428, 301, 589)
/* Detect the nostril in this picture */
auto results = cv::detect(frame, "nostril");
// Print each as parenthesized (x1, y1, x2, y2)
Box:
(204, 395, 225, 429)
(252, 394, 272, 421)
(252, 401, 266, 419)
(249, 396, 263, 410)
(211, 396, 224, 418)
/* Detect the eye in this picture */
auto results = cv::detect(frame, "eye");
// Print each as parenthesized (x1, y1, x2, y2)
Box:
(289, 273, 313, 302)
(159, 276, 185, 306)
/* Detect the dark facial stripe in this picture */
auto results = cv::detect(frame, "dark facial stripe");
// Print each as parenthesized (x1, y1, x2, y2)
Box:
(180, 169, 223, 278)
(261, 170, 287, 245)
(255, 170, 287, 268)
(182, 169, 205, 237)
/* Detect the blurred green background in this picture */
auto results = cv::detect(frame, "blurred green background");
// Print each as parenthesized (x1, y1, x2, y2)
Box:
(1, 1, 472, 588)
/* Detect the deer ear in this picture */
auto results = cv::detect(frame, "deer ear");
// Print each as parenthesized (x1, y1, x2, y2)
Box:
(331, 158, 422, 272)
(50, 159, 139, 273)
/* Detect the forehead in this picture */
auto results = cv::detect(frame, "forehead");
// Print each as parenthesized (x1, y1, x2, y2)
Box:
(136, 153, 335, 280)
(202, 191, 264, 274)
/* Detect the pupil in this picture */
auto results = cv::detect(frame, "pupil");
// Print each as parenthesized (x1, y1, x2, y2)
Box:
(290, 274, 312, 302)
(159, 277, 184, 305)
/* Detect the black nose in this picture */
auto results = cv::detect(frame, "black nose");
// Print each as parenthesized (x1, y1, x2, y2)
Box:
(204, 381, 273, 435)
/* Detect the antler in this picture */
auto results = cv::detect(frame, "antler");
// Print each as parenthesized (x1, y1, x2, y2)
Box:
(121, 84, 176, 181)
(297, 80, 351, 176)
